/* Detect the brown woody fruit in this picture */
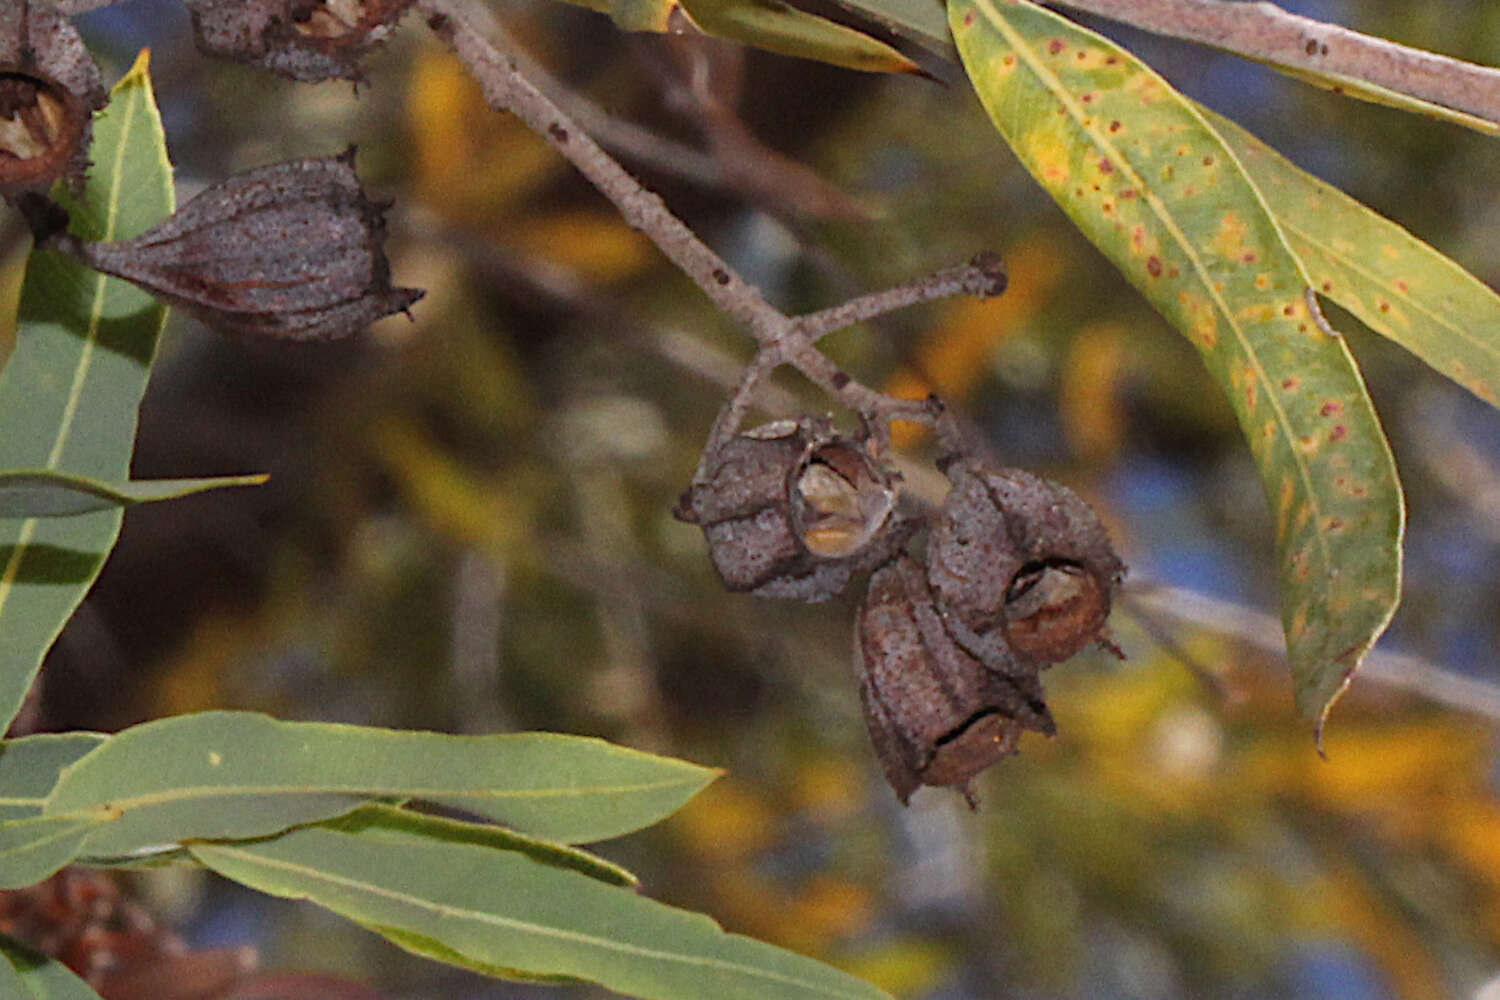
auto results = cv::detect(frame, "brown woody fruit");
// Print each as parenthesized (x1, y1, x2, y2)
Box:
(856, 554, 1054, 805)
(0, 1, 106, 197)
(928, 460, 1124, 670)
(58, 150, 423, 340)
(184, 0, 415, 82)
(674, 418, 908, 601)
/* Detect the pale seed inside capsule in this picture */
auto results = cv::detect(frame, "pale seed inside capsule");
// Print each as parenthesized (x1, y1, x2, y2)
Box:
(796, 460, 893, 558)
(0, 78, 66, 163)
(292, 0, 364, 38)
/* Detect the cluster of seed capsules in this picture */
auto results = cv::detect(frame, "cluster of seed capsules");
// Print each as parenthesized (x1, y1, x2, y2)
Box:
(676, 417, 1126, 805)
(1, 0, 422, 341)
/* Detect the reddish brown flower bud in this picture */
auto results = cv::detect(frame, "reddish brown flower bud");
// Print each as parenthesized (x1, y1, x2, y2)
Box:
(59, 151, 423, 340)
(927, 460, 1124, 669)
(674, 418, 908, 601)
(856, 554, 1054, 805)
(0, 1, 106, 197)
(184, 0, 416, 82)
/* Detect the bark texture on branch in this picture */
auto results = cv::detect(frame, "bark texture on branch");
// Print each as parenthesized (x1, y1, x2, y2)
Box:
(1050, 0, 1500, 126)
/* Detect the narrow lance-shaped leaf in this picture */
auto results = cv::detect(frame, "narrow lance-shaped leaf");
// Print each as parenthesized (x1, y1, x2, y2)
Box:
(324, 804, 640, 888)
(0, 733, 106, 822)
(1202, 106, 1500, 408)
(544, 0, 919, 72)
(1258, 63, 1500, 140)
(190, 820, 893, 1000)
(828, 0, 952, 58)
(0, 811, 117, 889)
(0, 470, 267, 519)
(676, 0, 920, 75)
(0, 52, 174, 733)
(47, 711, 718, 857)
(0, 934, 109, 1000)
(949, 0, 1404, 726)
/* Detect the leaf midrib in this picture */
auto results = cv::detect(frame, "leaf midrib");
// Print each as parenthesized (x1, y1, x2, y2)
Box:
(193, 839, 880, 1000)
(50, 776, 706, 813)
(0, 80, 144, 620)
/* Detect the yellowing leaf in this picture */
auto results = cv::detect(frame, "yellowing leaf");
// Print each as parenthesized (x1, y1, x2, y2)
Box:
(951, 0, 1404, 728)
(1207, 107, 1500, 407)
(679, 0, 920, 74)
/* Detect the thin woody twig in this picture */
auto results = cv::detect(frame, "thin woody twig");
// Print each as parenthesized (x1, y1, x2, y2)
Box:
(793, 252, 1008, 345)
(419, 0, 996, 463)
(1049, 0, 1500, 127)
(696, 347, 785, 480)
(420, 0, 782, 340)
(1126, 580, 1500, 725)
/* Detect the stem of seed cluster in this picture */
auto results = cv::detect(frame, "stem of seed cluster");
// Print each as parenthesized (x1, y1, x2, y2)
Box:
(419, 0, 1006, 466)
(793, 252, 1008, 345)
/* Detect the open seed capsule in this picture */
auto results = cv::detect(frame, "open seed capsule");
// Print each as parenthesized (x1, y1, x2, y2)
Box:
(927, 460, 1124, 670)
(0, 3, 106, 197)
(675, 418, 906, 602)
(855, 554, 1054, 804)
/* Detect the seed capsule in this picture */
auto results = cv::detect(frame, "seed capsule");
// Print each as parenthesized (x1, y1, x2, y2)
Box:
(184, 0, 415, 82)
(674, 418, 906, 601)
(0, 2, 106, 197)
(927, 460, 1124, 669)
(855, 554, 1054, 805)
(59, 151, 423, 340)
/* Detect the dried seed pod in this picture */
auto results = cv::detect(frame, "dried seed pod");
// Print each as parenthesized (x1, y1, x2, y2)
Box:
(674, 418, 907, 601)
(59, 150, 423, 340)
(855, 554, 1054, 804)
(0, 1, 106, 197)
(928, 460, 1124, 669)
(184, 0, 415, 82)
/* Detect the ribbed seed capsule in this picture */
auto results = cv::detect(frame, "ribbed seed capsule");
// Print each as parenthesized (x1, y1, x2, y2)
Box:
(674, 419, 906, 602)
(927, 460, 1124, 670)
(184, 0, 415, 82)
(60, 151, 423, 340)
(855, 554, 1055, 805)
(0, 1, 106, 197)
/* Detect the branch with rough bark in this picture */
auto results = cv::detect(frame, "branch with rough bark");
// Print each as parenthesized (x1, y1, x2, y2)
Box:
(1049, 0, 1500, 126)
(416, 0, 998, 467)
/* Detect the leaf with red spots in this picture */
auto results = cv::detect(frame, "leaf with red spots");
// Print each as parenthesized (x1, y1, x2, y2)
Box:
(1205, 107, 1500, 409)
(950, 0, 1404, 729)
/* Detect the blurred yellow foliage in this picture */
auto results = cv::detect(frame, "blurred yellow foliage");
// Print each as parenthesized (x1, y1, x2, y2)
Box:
(1062, 321, 1128, 463)
(508, 210, 655, 283)
(886, 238, 1066, 449)
(673, 779, 779, 861)
(407, 46, 560, 224)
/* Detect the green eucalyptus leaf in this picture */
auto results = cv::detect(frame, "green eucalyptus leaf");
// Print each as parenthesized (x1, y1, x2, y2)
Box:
(0, 935, 108, 1000)
(678, 0, 920, 74)
(0, 811, 116, 889)
(0, 734, 106, 823)
(0, 470, 267, 519)
(47, 711, 718, 856)
(191, 824, 892, 1000)
(323, 803, 639, 888)
(950, 0, 1404, 727)
(0, 52, 174, 732)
